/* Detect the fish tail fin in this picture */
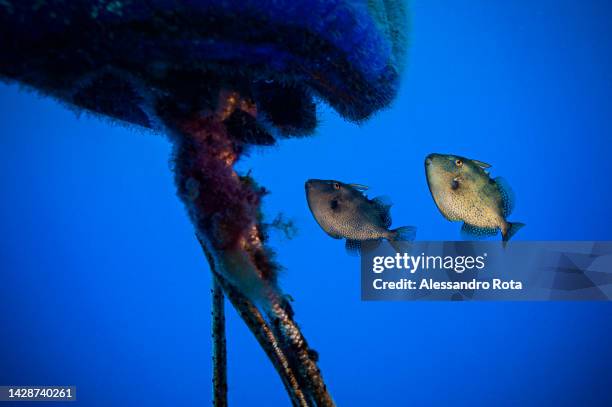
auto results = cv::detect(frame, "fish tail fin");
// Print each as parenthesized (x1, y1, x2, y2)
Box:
(502, 222, 525, 243)
(391, 226, 417, 241)
(388, 226, 417, 253)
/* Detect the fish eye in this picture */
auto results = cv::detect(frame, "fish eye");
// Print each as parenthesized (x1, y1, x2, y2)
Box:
(455, 159, 463, 167)
(333, 182, 340, 190)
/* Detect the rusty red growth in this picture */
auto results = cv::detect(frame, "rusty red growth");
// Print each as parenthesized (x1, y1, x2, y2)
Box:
(170, 90, 274, 287)
(172, 92, 263, 251)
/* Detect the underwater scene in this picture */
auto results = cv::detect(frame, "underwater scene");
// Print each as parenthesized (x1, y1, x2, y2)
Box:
(1, 0, 611, 406)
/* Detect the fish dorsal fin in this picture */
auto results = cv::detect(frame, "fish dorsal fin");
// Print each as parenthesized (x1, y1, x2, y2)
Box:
(472, 159, 492, 169)
(461, 223, 498, 239)
(345, 239, 362, 256)
(371, 196, 392, 228)
(494, 177, 515, 217)
(348, 183, 369, 191)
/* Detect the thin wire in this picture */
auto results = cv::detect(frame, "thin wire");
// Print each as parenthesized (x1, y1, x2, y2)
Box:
(211, 275, 228, 407)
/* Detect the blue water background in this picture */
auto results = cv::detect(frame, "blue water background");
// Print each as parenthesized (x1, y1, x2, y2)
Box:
(1, 1, 611, 406)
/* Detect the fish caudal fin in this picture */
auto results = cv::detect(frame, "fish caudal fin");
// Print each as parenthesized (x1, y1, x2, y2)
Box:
(391, 226, 417, 242)
(388, 226, 417, 253)
(502, 222, 525, 242)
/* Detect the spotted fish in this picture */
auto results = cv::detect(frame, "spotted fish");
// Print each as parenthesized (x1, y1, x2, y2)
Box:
(425, 153, 525, 242)
(305, 179, 416, 254)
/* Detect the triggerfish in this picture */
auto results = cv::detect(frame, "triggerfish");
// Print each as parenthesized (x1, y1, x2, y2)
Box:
(305, 179, 416, 254)
(425, 153, 525, 242)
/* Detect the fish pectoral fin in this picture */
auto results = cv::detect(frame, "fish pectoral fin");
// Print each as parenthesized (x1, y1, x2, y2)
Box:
(345, 239, 362, 256)
(494, 177, 516, 217)
(472, 159, 492, 169)
(461, 223, 498, 240)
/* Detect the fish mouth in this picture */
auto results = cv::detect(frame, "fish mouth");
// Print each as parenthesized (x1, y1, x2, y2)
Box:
(305, 178, 326, 191)
(424, 154, 445, 195)
(304, 180, 318, 215)
(305, 179, 318, 200)
(425, 153, 450, 178)
(424, 154, 439, 179)
(305, 179, 316, 191)
(425, 153, 443, 167)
